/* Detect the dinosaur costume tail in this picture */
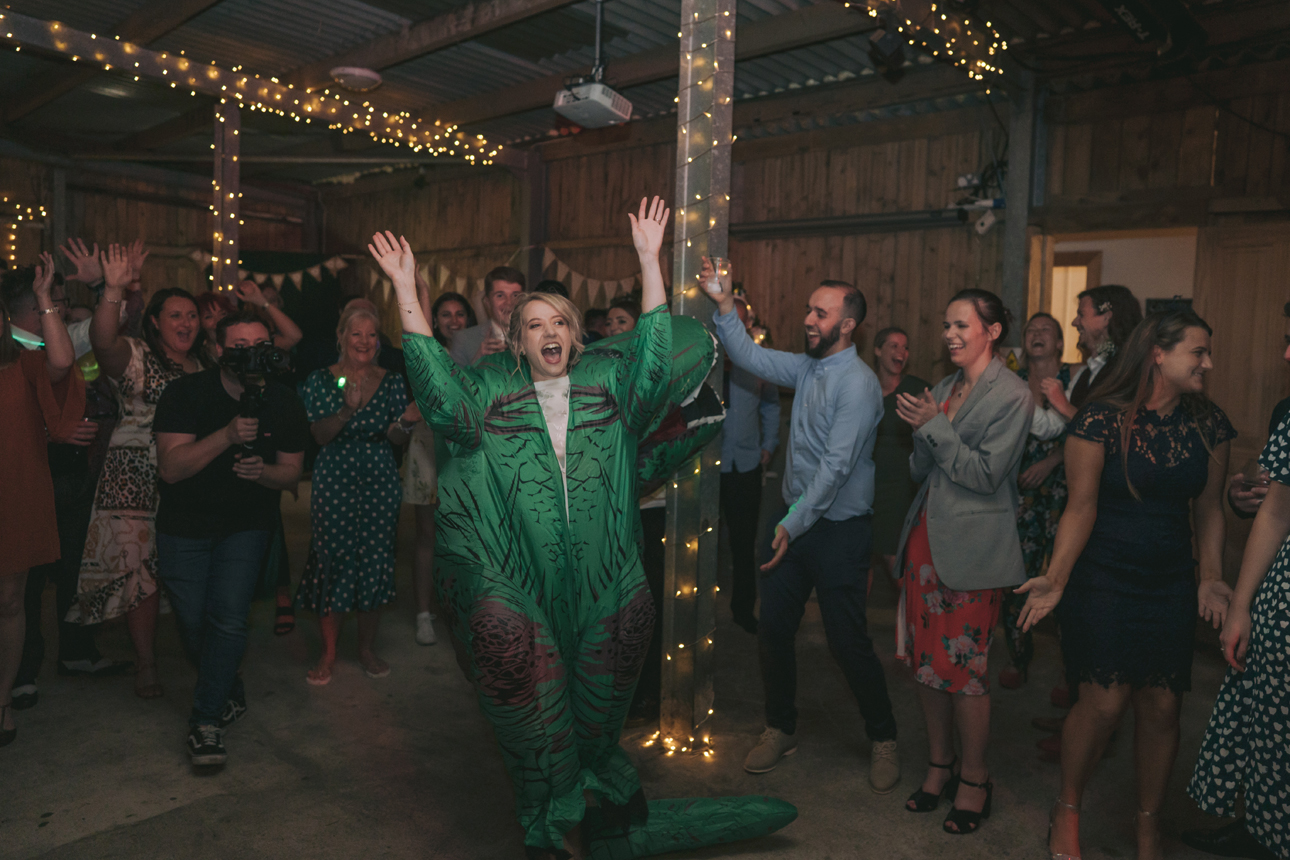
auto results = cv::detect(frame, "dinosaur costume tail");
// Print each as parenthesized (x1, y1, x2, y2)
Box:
(583, 796, 798, 859)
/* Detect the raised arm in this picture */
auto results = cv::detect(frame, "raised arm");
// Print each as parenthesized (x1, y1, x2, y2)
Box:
(235, 280, 303, 349)
(90, 244, 135, 380)
(628, 196, 669, 313)
(32, 253, 75, 383)
(370, 231, 485, 450)
(703, 260, 808, 390)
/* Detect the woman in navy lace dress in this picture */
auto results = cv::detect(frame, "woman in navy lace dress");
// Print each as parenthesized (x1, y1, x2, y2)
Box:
(1016, 309, 1234, 860)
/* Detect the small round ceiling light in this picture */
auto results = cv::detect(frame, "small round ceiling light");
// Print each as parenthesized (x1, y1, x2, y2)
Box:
(330, 66, 383, 91)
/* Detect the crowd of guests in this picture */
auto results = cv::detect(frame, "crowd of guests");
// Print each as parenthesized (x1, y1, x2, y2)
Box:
(1, 228, 1287, 860)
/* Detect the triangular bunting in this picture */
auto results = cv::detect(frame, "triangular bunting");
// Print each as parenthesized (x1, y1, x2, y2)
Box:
(289, 271, 303, 287)
(307, 264, 322, 281)
(237, 269, 249, 281)
(252, 272, 268, 285)
(271, 273, 285, 288)
(543, 247, 556, 272)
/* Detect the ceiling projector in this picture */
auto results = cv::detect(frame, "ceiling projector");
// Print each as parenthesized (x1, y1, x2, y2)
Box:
(553, 82, 632, 128)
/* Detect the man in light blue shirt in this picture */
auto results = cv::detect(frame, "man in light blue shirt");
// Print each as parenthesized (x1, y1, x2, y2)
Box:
(707, 266, 899, 793)
(720, 297, 780, 636)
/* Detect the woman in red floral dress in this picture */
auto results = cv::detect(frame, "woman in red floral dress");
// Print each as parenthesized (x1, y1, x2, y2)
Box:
(893, 289, 1034, 835)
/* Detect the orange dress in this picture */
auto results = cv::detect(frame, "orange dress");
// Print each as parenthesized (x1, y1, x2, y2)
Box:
(0, 350, 86, 575)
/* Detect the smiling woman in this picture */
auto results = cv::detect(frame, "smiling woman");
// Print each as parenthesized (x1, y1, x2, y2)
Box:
(72, 246, 212, 701)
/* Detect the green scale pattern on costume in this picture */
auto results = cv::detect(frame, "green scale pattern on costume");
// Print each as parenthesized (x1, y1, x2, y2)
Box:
(403, 308, 796, 855)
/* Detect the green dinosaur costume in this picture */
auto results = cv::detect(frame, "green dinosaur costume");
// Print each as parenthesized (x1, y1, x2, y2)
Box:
(402, 307, 796, 857)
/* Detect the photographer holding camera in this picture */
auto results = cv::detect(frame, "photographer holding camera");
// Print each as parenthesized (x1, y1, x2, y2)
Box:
(154, 309, 308, 767)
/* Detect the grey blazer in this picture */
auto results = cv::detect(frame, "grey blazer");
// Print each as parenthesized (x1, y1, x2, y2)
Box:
(892, 356, 1035, 592)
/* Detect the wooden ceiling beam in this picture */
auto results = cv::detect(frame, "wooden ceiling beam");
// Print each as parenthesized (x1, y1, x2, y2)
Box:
(283, 0, 581, 92)
(4, 0, 226, 123)
(433, 1, 878, 127)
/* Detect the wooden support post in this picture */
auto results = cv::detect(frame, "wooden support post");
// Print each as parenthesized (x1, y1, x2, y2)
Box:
(49, 168, 67, 256)
(659, 0, 735, 755)
(520, 149, 548, 288)
(211, 100, 241, 294)
(1001, 73, 1036, 347)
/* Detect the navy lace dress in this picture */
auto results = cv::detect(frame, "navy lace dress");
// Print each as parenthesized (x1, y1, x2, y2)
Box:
(1057, 401, 1236, 693)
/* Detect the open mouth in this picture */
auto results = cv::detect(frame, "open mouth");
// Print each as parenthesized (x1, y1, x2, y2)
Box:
(541, 343, 563, 365)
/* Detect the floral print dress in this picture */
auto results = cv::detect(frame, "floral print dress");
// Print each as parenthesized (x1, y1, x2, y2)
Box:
(897, 399, 1004, 696)
(1188, 416, 1290, 857)
(71, 339, 186, 624)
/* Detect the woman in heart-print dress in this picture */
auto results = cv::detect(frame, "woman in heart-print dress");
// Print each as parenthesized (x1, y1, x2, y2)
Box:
(1188, 414, 1290, 859)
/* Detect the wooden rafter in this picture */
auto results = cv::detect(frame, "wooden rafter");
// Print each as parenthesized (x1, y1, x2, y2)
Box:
(4, 0, 226, 123)
(283, 0, 582, 92)
(433, 1, 879, 127)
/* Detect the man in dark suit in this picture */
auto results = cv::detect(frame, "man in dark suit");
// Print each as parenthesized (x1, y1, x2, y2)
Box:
(448, 266, 525, 366)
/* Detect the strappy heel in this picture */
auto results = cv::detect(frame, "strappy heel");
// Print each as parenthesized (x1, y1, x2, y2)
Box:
(905, 757, 959, 812)
(942, 774, 992, 834)
(1048, 797, 1080, 860)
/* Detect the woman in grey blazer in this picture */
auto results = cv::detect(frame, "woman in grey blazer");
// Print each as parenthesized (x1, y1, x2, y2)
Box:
(893, 289, 1034, 835)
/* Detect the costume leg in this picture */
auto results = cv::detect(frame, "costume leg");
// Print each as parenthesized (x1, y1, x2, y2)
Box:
(462, 578, 584, 853)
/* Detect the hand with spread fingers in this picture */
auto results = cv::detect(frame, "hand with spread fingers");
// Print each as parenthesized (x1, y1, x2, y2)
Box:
(61, 237, 103, 284)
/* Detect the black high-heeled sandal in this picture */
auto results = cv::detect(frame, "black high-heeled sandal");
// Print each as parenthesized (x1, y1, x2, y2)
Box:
(943, 775, 992, 834)
(905, 758, 959, 812)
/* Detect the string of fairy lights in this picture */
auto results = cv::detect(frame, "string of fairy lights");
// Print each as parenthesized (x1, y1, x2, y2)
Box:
(844, 0, 1008, 83)
(3, 197, 48, 265)
(0, 9, 498, 162)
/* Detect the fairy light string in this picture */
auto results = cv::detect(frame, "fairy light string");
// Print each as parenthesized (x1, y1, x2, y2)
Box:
(2, 197, 49, 264)
(843, 1, 1007, 83)
(0, 9, 497, 162)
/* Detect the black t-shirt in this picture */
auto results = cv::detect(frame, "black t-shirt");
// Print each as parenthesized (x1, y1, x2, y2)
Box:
(153, 369, 309, 539)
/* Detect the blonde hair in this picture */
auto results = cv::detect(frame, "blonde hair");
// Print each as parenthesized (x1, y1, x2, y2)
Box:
(507, 293, 586, 373)
(336, 305, 381, 361)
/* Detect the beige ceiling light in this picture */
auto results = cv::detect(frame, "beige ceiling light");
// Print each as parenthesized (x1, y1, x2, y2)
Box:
(329, 66, 382, 91)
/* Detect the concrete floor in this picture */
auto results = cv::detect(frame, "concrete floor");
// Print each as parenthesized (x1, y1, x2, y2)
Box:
(3, 476, 1233, 860)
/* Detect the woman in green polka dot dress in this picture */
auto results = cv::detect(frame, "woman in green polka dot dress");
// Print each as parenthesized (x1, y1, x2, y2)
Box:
(295, 304, 415, 685)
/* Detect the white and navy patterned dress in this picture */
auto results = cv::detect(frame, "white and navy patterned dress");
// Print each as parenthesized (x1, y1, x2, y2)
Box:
(1188, 416, 1290, 857)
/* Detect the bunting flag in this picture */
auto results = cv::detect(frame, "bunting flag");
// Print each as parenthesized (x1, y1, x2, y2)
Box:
(252, 272, 268, 285)
(543, 247, 557, 271)
(288, 271, 303, 288)
(307, 264, 322, 281)
(237, 268, 249, 281)
(556, 261, 570, 282)
(271, 273, 285, 289)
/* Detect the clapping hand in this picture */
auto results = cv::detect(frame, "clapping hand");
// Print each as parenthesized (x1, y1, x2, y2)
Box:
(100, 244, 132, 291)
(60, 238, 103, 284)
(1014, 575, 1064, 632)
(1198, 579, 1233, 629)
(895, 389, 939, 429)
(342, 375, 364, 412)
(628, 196, 670, 259)
(125, 239, 149, 288)
(367, 231, 416, 290)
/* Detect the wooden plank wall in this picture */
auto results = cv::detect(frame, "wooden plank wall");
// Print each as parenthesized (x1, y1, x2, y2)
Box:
(730, 130, 1005, 383)
(540, 118, 1007, 383)
(1, 157, 307, 300)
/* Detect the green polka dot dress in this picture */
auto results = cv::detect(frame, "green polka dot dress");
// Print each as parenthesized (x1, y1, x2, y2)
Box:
(295, 368, 407, 615)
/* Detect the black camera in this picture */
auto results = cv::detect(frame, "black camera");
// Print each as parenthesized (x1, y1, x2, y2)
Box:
(220, 343, 292, 449)
(219, 343, 292, 377)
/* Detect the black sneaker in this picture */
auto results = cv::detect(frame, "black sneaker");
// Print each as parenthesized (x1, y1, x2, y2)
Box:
(187, 725, 227, 766)
(217, 697, 247, 729)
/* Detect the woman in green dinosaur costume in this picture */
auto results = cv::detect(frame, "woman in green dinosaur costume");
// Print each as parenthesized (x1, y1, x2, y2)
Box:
(369, 199, 794, 860)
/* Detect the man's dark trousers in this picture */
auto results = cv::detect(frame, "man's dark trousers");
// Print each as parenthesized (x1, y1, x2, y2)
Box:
(759, 507, 897, 740)
(719, 464, 762, 624)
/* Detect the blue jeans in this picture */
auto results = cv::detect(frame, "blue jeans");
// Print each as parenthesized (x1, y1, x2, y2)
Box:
(157, 530, 269, 727)
(759, 507, 897, 740)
